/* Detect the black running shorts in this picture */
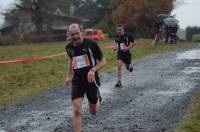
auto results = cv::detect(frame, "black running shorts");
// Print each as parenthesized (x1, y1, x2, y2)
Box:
(117, 52, 131, 65)
(71, 81, 100, 104)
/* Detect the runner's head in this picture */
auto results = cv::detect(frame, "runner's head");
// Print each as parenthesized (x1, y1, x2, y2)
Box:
(116, 24, 125, 36)
(68, 23, 83, 45)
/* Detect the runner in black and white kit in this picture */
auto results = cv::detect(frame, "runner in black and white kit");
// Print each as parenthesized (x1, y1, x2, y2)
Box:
(114, 24, 135, 87)
(64, 23, 106, 132)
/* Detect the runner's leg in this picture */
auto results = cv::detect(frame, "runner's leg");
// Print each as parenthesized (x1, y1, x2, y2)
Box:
(125, 55, 133, 72)
(117, 60, 123, 81)
(72, 98, 83, 132)
(115, 60, 123, 87)
(86, 83, 102, 115)
(89, 98, 101, 115)
(126, 63, 133, 72)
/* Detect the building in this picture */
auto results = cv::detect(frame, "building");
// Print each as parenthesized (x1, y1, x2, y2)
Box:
(0, 3, 90, 42)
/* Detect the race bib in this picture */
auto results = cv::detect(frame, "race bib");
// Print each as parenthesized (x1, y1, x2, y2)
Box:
(119, 43, 125, 50)
(72, 54, 90, 69)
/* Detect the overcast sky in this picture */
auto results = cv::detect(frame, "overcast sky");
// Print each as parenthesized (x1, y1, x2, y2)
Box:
(172, 0, 200, 29)
(0, 0, 16, 12)
(0, 0, 16, 26)
(0, 0, 200, 29)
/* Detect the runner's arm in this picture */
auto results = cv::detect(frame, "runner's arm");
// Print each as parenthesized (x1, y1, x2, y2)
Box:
(90, 57, 106, 72)
(113, 41, 117, 51)
(127, 41, 135, 49)
(88, 57, 106, 83)
(64, 59, 73, 88)
(123, 35, 135, 52)
(67, 59, 73, 77)
(123, 41, 135, 52)
(90, 42, 106, 72)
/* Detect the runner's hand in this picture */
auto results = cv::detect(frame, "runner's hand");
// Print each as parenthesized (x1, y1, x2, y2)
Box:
(113, 46, 117, 51)
(113, 44, 117, 51)
(88, 70, 95, 83)
(64, 77, 72, 89)
(122, 47, 129, 52)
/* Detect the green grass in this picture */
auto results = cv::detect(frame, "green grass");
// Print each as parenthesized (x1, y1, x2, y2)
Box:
(176, 91, 200, 132)
(0, 42, 68, 107)
(0, 39, 196, 108)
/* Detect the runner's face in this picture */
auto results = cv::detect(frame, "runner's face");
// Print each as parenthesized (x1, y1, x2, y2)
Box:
(69, 27, 82, 44)
(116, 27, 124, 36)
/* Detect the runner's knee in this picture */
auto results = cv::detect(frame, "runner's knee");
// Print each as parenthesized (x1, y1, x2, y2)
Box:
(126, 64, 131, 68)
(118, 65, 122, 70)
(73, 108, 82, 116)
(90, 108, 97, 115)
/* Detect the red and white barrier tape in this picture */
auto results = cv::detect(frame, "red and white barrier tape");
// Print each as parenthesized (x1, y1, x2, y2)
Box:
(0, 52, 66, 65)
(0, 44, 115, 65)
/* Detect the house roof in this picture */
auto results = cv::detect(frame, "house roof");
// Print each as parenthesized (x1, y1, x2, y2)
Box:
(0, 22, 16, 31)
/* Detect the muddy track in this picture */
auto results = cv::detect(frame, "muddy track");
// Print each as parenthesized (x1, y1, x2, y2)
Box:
(1, 45, 200, 132)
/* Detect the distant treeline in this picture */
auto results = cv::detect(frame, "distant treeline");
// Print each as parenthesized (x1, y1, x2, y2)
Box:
(186, 26, 200, 42)
(2, 0, 176, 39)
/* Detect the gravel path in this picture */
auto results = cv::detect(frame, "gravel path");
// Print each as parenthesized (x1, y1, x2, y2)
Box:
(1, 45, 200, 132)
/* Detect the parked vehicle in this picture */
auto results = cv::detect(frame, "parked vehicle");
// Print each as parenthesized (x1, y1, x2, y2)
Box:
(152, 14, 179, 44)
(83, 29, 108, 41)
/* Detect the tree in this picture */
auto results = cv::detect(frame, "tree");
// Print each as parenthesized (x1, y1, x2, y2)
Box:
(112, 0, 176, 37)
(2, 0, 112, 35)
(73, 0, 114, 27)
(186, 26, 200, 41)
(15, 0, 60, 35)
(2, 8, 19, 27)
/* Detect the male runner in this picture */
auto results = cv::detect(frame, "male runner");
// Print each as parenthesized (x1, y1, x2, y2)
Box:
(64, 23, 106, 132)
(114, 24, 135, 87)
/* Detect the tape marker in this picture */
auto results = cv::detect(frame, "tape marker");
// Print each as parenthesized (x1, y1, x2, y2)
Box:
(0, 52, 66, 65)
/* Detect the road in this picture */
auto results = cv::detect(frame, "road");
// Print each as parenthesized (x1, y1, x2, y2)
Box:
(1, 44, 200, 132)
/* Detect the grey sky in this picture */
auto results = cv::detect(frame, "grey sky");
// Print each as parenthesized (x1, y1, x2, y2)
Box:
(0, 0, 16, 12)
(0, 0, 16, 26)
(0, 0, 200, 29)
(172, 0, 200, 29)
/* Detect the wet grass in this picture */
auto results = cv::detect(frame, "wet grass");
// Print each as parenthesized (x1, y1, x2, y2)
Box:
(176, 91, 200, 132)
(0, 39, 196, 108)
(0, 42, 68, 108)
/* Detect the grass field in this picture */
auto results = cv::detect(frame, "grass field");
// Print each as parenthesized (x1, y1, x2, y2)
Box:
(176, 91, 200, 132)
(0, 39, 196, 108)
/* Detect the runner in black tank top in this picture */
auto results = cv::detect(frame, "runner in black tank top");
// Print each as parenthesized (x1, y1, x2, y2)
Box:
(114, 24, 135, 87)
(64, 23, 106, 132)
(66, 38, 103, 102)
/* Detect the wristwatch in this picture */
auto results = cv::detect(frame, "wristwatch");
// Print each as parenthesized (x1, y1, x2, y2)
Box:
(91, 68, 96, 72)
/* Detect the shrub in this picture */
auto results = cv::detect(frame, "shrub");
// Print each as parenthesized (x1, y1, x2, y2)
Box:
(95, 21, 115, 37)
(0, 36, 23, 46)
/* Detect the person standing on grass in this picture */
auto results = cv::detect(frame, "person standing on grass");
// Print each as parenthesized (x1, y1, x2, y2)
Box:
(64, 23, 106, 132)
(113, 24, 135, 87)
(152, 18, 162, 45)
